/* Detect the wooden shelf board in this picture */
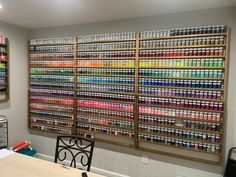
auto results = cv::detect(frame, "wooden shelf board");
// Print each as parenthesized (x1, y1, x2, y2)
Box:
(77, 96, 135, 104)
(77, 58, 135, 60)
(138, 94, 224, 102)
(77, 112, 135, 122)
(77, 74, 135, 77)
(139, 44, 226, 50)
(76, 66, 135, 68)
(138, 56, 226, 59)
(138, 104, 224, 113)
(138, 146, 221, 165)
(77, 105, 134, 113)
(139, 33, 227, 41)
(29, 99, 74, 106)
(0, 98, 9, 103)
(137, 112, 223, 124)
(76, 128, 134, 139)
(76, 82, 135, 86)
(29, 66, 74, 68)
(138, 140, 221, 156)
(29, 113, 74, 122)
(30, 51, 74, 54)
(76, 57, 136, 60)
(92, 137, 135, 148)
(77, 120, 134, 131)
(138, 85, 224, 91)
(29, 127, 71, 135)
(138, 67, 225, 69)
(77, 38, 136, 44)
(29, 80, 74, 83)
(29, 92, 75, 99)
(29, 121, 73, 129)
(30, 58, 74, 61)
(30, 73, 74, 76)
(0, 43, 7, 47)
(139, 124, 222, 134)
(138, 120, 223, 127)
(138, 130, 222, 145)
(29, 86, 74, 91)
(30, 107, 74, 114)
(76, 48, 136, 52)
(30, 43, 73, 46)
(138, 76, 224, 80)
(76, 89, 135, 95)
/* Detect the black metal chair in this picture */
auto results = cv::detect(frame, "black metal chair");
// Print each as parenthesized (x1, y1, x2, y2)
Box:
(54, 136, 95, 171)
(224, 147, 236, 177)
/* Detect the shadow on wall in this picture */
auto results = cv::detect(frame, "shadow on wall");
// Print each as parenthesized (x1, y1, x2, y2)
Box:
(29, 130, 223, 175)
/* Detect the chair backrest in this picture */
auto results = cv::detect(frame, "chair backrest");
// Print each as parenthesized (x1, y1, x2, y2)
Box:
(54, 136, 95, 171)
(224, 147, 236, 177)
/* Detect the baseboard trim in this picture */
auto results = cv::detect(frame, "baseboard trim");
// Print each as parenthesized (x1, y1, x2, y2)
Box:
(36, 153, 130, 177)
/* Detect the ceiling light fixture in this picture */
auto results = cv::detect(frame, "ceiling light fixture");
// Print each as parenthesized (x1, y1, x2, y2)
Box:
(0, 4, 2, 9)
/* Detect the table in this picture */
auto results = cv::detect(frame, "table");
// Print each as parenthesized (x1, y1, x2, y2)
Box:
(0, 152, 105, 177)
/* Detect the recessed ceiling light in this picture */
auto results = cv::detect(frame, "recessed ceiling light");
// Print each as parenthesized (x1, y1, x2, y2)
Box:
(0, 4, 2, 9)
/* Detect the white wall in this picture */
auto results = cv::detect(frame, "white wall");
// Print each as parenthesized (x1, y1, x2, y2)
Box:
(27, 6, 236, 177)
(0, 21, 29, 145)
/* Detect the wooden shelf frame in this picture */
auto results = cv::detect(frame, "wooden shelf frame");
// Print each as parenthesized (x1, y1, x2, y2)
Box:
(75, 128, 135, 139)
(30, 51, 74, 54)
(28, 27, 229, 165)
(77, 74, 135, 77)
(138, 124, 222, 135)
(76, 48, 136, 52)
(138, 85, 224, 91)
(28, 39, 77, 136)
(77, 96, 135, 104)
(139, 56, 226, 59)
(139, 44, 226, 50)
(76, 89, 135, 95)
(139, 33, 227, 41)
(77, 111, 135, 122)
(29, 113, 74, 122)
(138, 67, 225, 69)
(30, 58, 74, 61)
(138, 130, 222, 145)
(138, 94, 224, 102)
(138, 76, 224, 80)
(77, 120, 135, 131)
(29, 43, 74, 46)
(0, 38, 9, 102)
(138, 112, 223, 123)
(138, 139, 221, 155)
(77, 38, 136, 44)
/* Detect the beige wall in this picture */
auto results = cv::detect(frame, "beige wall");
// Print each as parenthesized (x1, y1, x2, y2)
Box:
(0, 22, 29, 145)
(29, 6, 236, 177)
(30, 7, 236, 177)
(1, 5, 235, 177)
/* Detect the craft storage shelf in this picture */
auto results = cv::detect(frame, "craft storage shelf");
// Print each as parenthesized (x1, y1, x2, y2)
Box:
(76, 32, 137, 146)
(137, 25, 228, 165)
(28, 37, 76, 135)
(0, 115, 8, 149)
(28, 25, 229, 165)
(0, 36, 9, 102)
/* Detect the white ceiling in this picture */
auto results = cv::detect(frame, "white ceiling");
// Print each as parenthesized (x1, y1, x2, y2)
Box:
(0, 0, 235, 29)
